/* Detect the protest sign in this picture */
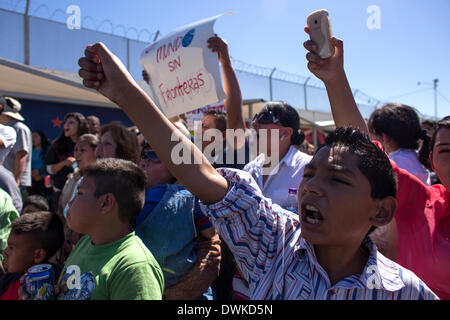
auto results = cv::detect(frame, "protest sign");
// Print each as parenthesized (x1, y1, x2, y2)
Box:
(140, 14, 229, 118)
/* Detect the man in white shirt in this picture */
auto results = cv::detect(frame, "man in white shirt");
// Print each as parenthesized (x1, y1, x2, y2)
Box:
(0, 120, 16, 166)
(244, 102, 312, 209)
(0, 97, 32, 188)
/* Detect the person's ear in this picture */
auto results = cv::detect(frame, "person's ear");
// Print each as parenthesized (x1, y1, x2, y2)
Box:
(369, 196, 397, 227)
(429, 151, 436, 172)
(33, 249, 47, 265)
(280, 127, 293, 141)
(99, 193, 115, 214)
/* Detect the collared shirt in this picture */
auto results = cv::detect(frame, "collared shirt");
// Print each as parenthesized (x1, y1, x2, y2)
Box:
(390, 149, 430, 185)
(4, 120, 32, 187)
(0, 124, 16, 165)
(243, 145, 312, 208)
(200, 168, 439, 300)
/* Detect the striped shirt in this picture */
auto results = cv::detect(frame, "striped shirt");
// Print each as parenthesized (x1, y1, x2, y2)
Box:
(200, 168, 439, 300)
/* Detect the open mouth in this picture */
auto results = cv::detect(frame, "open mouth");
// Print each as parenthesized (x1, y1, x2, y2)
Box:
(300, 203, 324, 226)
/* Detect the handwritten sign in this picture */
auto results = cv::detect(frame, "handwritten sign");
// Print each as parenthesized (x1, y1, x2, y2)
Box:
(140, 14, 228, 117)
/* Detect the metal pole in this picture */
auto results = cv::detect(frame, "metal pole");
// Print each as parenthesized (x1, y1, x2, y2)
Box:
(313, 127, 318, 149)
(304, 77, 311, 110)
(24, 0, 30, 65)
(153, 30, 160, 42)
(126, 38, 130, 71)
(269, 67, 276, 101)
(433, 79, 439, 119)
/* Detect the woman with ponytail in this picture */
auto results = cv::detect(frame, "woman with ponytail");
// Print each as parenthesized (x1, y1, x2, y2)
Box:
(368, 103, 431, 184)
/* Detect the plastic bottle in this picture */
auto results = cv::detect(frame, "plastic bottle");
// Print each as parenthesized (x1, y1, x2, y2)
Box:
(286, 188, 298, 214)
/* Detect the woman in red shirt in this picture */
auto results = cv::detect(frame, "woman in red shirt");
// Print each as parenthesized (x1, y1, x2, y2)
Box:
(392, 118, 450, 299)
(303, 32, 450, 299)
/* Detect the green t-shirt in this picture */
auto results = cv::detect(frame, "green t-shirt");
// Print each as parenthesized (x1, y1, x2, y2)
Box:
(57, 232, 164, 300)
(0, 188, 19, 262)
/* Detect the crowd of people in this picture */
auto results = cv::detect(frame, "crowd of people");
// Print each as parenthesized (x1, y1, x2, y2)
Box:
(0, 31, 448, 301)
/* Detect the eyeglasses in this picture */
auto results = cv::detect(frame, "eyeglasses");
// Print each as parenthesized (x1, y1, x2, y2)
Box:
(252, 111, 283, 126)
(141, 150, 160, 162)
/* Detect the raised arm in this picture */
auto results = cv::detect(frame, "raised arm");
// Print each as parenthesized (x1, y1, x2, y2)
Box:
(78, 43, 228, 204)
(303, 27, 369, 135)
(208, 36, 245, 132)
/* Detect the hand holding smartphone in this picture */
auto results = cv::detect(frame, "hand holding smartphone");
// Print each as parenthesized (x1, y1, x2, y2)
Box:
(307, 9, 334, 59)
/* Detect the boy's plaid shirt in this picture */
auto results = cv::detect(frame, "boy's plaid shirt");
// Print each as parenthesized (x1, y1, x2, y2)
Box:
(200, 168, 438, 300)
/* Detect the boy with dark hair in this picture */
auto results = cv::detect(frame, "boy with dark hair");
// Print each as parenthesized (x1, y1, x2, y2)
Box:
(77, 41, 438, 299)
(55, 158, 164, 300)
(0, 211, 63, 300)
(22, 195, 50, 215)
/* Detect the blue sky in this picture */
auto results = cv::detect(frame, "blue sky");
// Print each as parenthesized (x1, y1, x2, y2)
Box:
(2, 0, 450, 119)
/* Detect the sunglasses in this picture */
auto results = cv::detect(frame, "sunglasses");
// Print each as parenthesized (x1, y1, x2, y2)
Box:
(252, 111, 283, 126)
(141, 150, 160, 162)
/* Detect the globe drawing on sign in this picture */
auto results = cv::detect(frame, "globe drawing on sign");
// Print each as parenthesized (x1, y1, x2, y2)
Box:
(182, 29, 195, 47)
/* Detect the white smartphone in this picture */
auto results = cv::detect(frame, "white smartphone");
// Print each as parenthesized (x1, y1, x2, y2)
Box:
(307, 9, 334, 59)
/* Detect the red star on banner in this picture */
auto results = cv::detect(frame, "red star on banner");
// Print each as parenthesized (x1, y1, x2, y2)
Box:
(52, 117, 62, 128)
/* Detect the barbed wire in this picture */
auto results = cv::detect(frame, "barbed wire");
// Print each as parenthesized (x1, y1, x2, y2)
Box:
(0, 0, 157, 42)
(1, 0, 438, 118)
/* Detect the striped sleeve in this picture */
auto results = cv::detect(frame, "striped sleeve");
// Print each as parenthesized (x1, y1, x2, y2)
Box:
(397, 267, 439, 300)
(199, 168, 290, 283)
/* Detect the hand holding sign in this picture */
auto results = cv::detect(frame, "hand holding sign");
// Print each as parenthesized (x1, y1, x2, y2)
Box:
(207, 35, 231, 67)
(140, 14, 230, 118)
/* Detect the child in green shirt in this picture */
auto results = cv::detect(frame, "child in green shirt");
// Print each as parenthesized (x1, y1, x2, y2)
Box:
(56, 158, 164, 300)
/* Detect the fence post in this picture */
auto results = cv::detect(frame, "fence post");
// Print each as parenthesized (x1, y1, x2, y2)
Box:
(269, 67, 276, 101)
(24, 0, 30, 65)
(126, 38, 130, 71)
(304, 77, 311, 110)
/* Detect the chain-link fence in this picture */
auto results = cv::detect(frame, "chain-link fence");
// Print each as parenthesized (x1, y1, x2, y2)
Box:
(0, 4, 431, 120)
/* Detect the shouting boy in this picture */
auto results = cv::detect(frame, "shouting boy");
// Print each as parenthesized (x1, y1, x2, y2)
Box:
(76, 39, 437, 299)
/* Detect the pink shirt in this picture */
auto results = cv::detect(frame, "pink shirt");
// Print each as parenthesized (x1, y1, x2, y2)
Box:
(393, 160, 450, 299)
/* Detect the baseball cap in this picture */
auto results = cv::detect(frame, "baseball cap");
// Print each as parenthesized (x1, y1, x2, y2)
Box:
(0, 96, 24, 121)
(259, 101, 305, 145)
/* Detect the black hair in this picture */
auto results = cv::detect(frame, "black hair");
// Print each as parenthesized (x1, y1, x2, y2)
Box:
(11, 211, 64, 260)
(203, 110, 227, 133)
(0, 96, 6, 110)
(324, 127, 397, 234)
(52, 112, 89, 157)
(431, 117, 450, 152)
(32, 130, 51, 160)
(22, 195, 50, 214)
(421, 119, 436, 129)
(368, 103, 431, 169)
(83, 158, 147, 230)
(261, 101, 305, 146)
